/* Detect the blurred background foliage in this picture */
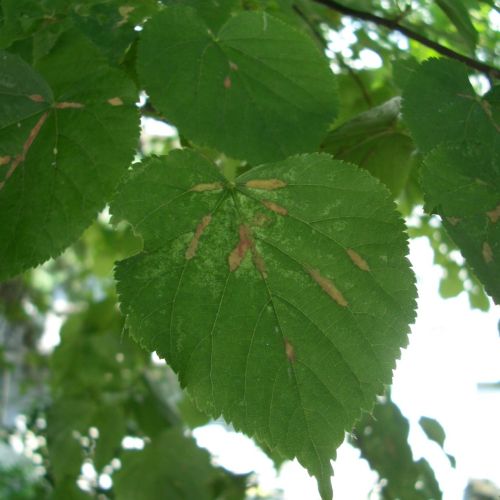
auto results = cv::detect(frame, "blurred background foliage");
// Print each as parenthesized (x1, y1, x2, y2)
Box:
(0, 0, 498, 497)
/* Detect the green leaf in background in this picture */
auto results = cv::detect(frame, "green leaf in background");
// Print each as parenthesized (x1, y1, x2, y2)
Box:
(352, 399, 442, 499)
(403, 59, 499, 304)
(112, 149, 416, 499)
(419, 416, 456, 468)
(0, 31, 139, 280)
(435, 0, 478, 52)
(322, 97, 414, 196)
(114, 428, 235, 500)
(137, 6, 338, 164)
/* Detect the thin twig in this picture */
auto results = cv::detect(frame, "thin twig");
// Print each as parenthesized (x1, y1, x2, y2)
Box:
(313, 0, 500, 79)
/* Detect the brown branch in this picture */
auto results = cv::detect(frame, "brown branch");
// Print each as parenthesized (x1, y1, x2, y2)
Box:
(312, 0, 500, 79)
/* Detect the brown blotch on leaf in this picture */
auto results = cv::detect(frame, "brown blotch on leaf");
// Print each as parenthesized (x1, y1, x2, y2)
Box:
(0, 112, 48, 191)
(228, 225, 252, 272)
(245, 179, 287, 190)
(252, 250, 268, 279)
(446, 217, 461, 226)
(229, 61, 238, 71)
(486, 204, 500, 224)
(185, 215, 212, 260)
(307, 267, 348, 307)
(55, 101, 84, 109)
(190, 182, 224, 192)
(0, 156, 11, 166)
(482, 242, 493, 263)
(224, 76, 232, 89)
(108, 97, 124, 106)
(347, 248, 370, 271)
(28, 94, 44, 102)
(284, 338, 296, 363)
(262, 200, 288, 216)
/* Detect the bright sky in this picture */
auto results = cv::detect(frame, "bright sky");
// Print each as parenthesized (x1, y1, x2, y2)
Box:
(193, 235, 500, 499)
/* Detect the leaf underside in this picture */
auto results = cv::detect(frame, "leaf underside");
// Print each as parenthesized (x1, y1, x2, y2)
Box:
(112, 149, 416, 498)
(0, 31, 139, 279)
(137, 6, 338, 164)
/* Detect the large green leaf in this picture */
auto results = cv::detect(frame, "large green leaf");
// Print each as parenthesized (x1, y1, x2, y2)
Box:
(322, 97, 414, 196)
(112, 149, 416, 499)
(403, 59, 499, 303)
(137, 6, 338, 164)
(0, 31, 139, 280)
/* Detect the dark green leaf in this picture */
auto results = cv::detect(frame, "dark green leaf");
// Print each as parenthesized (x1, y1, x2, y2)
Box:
(352, 399, 442, 500)
(0, 31, 139, 279)
(165, 0, 237, 31)
(114, 428, 231, 500)
(112, 149, 416, 499)
(137, 6, 338, 164)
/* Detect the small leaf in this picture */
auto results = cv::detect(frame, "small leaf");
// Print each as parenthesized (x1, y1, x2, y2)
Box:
(112, 149, 416, 499)
(322, 98, 414, 196)
(114, 428, 232, 500)
(0, 31, 139, 279)
(352, 400, 442, 499)
(419, 416, 456, 468)
(137, 6, 338, 164)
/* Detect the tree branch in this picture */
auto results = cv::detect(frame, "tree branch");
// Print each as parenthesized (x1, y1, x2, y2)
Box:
(312, 0, 500, 79)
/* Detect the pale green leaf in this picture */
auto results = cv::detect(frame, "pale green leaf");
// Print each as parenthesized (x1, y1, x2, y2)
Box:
(112, 149, 416, 499)
(0, 31, 139, 279)
(435, 0, 478, 51)
(137, 6, 338, 164)
(322, 98, 414, 196)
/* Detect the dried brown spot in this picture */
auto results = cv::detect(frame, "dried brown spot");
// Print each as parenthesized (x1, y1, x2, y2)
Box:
(486, 204, 500, 224)
(482, 242, 493, 263)
(307, 267, 348, 307)
(229, 61, 238, 71)
(0, 112, 48, 190)
(29, 94, 44, 102)
(224, 76, 232, 89)
(252, 250, 268, 279)
(117, 5, 135, 26)
(446, 217, 461, 226)
(190, 182, 223, 192)
(0, 156, 11, 166)
(185, 215, 212, 260)
(347, 249, 370, 271)
(55, 101, 84, 109)
(262, 200, 288, 216)
(245, 179, 287, 190)
(284, 339, 295, 363)
(108, 97, 124, 106)
(228, 225, 252, 272)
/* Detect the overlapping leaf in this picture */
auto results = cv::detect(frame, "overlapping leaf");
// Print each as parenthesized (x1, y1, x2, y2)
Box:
(0, 31, 139, 279)
(112, 149, 416, 499)
(137, 6, 338, 164)
(403, 59, 499, 303)
(322, 97, 414, 196)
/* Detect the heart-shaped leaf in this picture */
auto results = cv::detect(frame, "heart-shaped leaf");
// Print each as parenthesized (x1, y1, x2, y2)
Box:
(112, 149, 416, 499)
(137, 6, 338, 164)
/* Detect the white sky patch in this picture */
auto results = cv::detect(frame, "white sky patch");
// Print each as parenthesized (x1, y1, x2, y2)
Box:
(141, 116, 178, 138)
